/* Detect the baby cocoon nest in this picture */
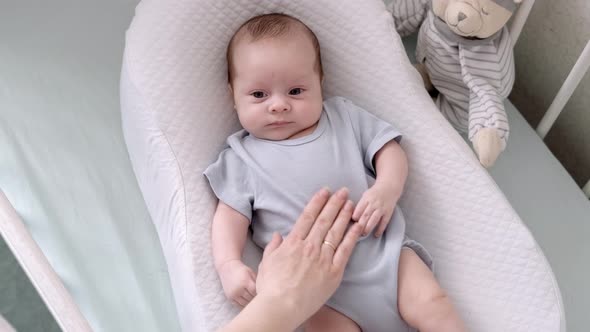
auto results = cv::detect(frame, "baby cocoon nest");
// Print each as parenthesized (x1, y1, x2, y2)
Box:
(204, 13, 465, 332)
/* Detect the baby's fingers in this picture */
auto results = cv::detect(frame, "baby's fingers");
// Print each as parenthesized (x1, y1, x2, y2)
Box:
(358, 204, 376, 228)
(246, 276, 257, 298)
(242, 289, 254, 302)
(364, 211, 382, 236)
(233, 296, 248, 307)
(374, 218, 390, 237)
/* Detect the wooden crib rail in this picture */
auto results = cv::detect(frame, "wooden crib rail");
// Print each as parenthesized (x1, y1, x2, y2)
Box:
(0, 314, 16, 332)
(510, 0, 590, 198)
(0, 190, 92, 332)
(535, 40, 590, 199)
(537, 40, 590, 139)
(509, 0, 535, 46)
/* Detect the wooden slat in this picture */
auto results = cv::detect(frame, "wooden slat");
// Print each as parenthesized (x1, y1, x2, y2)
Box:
(537, 40, 590, 138)
(509, 0, 536, 46)
(0, 190, 92, 332)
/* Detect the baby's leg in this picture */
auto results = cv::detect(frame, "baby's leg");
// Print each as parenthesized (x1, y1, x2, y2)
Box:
(397, 248, 466, 332)
(304, 305, 360, 332)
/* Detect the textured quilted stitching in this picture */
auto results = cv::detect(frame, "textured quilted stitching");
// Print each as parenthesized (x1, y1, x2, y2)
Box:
(121, 0, 563, 331)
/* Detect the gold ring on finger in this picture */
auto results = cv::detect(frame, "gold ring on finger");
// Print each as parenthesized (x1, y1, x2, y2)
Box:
(322, 240, 337, 251)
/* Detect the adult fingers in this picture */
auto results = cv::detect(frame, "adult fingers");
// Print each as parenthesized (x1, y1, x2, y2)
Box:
(306, 188, 349, 244)
(352, 198, 368, 221)
(326, 200, 355, 245)
(333, 222, 363, 269)
(320, 200, 354, 262)
(288, 188, 331, 241)
(263, 232, 283, 259)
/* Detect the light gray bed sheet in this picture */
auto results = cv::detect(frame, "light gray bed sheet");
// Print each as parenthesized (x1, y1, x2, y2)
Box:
(489, 101, 590, 332)
(0, 1, 588, 331)
(1, 0, 179, 331)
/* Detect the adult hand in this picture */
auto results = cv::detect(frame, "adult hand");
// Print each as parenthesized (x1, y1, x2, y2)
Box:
(256, 187, 362, 329)
(219, 187, 363, 332)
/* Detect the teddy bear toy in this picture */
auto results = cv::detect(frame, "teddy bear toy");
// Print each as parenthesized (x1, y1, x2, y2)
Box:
(389, 0, 522, 167)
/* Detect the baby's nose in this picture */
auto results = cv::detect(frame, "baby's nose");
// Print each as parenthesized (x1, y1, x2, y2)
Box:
(269, 99, 291, 113)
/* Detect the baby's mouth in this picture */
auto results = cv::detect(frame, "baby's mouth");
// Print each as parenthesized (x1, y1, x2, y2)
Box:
(267, 121, 292, 127)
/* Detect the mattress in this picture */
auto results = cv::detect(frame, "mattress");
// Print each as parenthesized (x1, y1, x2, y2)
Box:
(121, 0, 564, 331)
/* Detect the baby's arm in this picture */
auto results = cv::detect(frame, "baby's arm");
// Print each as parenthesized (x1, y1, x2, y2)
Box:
(373, 140, 408, 196)
(353, 140, 408, 237)
(212, 201, 257, 307)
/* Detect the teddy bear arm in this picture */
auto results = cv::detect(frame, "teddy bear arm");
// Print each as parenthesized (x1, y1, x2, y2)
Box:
(466, 88, 509, 142)
(390, 0, 430, 37)
(473, 128, 503, 167)
(466, 84, 510, 167)
(459, 60, 510, 149)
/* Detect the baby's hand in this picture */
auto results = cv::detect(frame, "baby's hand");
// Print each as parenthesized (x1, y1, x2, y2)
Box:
(218, 259, 257, 307)
(352, 182, 398, 237)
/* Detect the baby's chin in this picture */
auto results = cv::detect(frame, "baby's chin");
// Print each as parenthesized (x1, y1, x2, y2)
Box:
(252, 131, 294, 141)
(251, 127, 306, 141)
(248, 120, 319, 141)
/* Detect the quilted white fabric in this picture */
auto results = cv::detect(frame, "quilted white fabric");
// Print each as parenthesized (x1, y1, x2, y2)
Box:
(120, 0, 565, 331)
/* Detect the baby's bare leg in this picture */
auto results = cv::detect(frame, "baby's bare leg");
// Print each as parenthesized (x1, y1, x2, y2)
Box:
(304, 305, 360, 332)
(398, 248, 466, 332)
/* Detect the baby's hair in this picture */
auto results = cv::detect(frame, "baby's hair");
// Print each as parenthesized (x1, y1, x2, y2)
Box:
(226, 13, 323, 84)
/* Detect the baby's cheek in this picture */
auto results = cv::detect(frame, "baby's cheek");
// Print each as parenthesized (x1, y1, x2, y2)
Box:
(238, 114, 256, 131)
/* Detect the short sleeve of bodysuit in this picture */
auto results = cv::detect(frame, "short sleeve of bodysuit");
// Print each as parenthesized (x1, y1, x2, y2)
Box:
(336, 98, 402, 175)
(203, 148, 254, 221)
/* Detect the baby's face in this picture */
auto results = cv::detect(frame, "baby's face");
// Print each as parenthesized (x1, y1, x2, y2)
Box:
(230, 32, 323, 141)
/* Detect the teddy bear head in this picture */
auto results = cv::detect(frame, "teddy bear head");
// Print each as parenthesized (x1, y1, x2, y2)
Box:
(432, 0, 522, 38)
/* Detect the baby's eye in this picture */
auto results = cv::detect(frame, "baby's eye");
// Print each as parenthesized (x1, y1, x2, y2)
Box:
(289, 88, 303, 95)
(251, 91, 266, 99)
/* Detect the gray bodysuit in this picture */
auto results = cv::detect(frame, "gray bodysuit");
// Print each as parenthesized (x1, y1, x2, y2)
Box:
(204, 96, 431, 332)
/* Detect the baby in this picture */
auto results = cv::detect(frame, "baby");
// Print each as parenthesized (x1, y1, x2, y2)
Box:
(205, 13, 465, 332)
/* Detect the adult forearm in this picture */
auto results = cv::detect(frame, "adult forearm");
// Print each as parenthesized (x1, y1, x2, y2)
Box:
(218, 294, 300, 332)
